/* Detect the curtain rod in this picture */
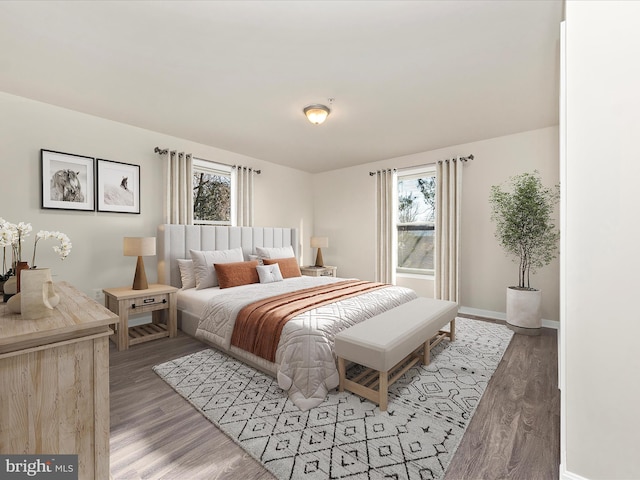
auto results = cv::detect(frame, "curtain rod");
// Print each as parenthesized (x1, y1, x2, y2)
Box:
(368, 154, 474, 176)
(154, 147, 261, 174)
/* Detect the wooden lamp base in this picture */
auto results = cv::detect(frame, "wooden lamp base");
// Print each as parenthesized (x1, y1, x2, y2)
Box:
(132, 256, 149, 290)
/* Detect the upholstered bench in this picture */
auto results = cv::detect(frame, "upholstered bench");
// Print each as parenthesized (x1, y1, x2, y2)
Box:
(335, 297, 458, 411)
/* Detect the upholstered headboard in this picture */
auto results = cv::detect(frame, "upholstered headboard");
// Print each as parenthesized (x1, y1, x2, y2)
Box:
(157, 224, 299, 289)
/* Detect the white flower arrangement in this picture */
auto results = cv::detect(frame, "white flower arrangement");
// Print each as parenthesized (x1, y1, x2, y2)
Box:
(0, 220, 32, 262)
(0, 219, 13, 277)
(32, 230, 72, 266)
(0, 219, 33, 273)
(0, 220, 13, 249)
(0, 218, 71, 275)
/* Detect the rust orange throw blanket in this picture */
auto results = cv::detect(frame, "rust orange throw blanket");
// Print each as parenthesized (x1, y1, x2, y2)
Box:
(230, 280, 388, 362)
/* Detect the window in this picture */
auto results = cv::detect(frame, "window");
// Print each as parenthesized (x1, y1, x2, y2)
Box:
(396, 168, 436, 275)
(192, 159, 231, 225)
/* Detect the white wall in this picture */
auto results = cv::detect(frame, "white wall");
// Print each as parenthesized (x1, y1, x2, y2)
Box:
(313, 126, 560, 321)
(0, 90, 559, 324)
(563, 2, 640, 478)
(0, 92, 314, 299)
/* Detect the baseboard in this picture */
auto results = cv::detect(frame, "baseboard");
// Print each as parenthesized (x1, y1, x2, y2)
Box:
(458, 306, 559, 330)
(560, 464, 590, 480)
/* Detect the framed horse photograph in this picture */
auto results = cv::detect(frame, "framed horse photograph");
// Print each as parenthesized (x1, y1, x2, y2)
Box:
(96, 158, 140, 214)
(41, 149, 95, 211)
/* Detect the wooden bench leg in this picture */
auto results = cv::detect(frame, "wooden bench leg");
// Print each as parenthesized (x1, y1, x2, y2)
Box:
(379, 370, 388, 411)
(338, 357, 345, 392)
(450, 318, 456, 342)
(424, 338, 431, 365)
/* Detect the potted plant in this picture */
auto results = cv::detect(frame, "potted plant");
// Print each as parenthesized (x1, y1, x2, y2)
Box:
(489, 171, 560, 330)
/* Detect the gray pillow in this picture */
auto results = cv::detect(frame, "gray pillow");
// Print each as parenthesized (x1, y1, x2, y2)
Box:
(177, 258, 196, 289)
(255, 245, 294, 260)
(189, 247, 244, 289)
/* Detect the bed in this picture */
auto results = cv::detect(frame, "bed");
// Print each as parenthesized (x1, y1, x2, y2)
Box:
(157, 224, 417, 410)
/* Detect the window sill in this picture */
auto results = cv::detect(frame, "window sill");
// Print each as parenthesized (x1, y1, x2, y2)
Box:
(396, 272, 435, 281)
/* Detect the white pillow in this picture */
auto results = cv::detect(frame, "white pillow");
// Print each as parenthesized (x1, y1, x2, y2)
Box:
(256, 263, 284, 284)
(255, 245, 295, 260)
(177, 259, 196, 289)
(190, 248, 244, 289)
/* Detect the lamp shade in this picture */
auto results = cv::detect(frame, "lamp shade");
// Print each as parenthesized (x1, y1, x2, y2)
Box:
(310, 236, 329, 249)
(123, 237, 156, 257)
(303, 104, 330, 125)
(123, 237, 155, 290)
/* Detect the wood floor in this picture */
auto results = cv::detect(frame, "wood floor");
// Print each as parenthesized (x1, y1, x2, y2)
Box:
(109, 319, 559, 480)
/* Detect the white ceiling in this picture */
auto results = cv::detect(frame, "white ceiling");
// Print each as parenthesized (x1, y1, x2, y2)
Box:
(0, 1, 563, 174)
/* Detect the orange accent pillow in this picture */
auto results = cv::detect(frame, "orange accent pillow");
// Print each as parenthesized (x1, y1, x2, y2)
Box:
(263, 257, 301, 278)
(214, 261, 259, 289)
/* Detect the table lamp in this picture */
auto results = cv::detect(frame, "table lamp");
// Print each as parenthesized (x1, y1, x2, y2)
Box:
(123, 237, 156, 290)
(310, 236, 329, 267)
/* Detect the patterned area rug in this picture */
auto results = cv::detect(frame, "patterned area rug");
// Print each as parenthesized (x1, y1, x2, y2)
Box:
(153, 317, 513, 480)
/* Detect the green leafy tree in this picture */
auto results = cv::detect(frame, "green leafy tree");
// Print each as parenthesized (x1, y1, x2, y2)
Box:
(417, 177, 436, 221)
(489, 171, 560, 290)
(398, 194, 419, 223)
(193, 172, 231, 222)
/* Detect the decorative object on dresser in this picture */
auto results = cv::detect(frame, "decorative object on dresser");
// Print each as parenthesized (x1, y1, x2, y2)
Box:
(154, 316, 514, 480)
(123, 236, 156, 290)
(0, 219, 72, 304)
(0, 282, 117, 480)
(299, 265, 337, 277)
(5, 288, 21, 313)
(103, 283, 177, 351)
(310, 235, 328, 266)
(0, 220, 32, 293)
(41, 149, 95, 211)
(21, 229, 72, 307)
(0, 275, 9, 298)
(20, 267, 60, 319)
(14, 261, 29, 292)
(2, 278, 17, 303)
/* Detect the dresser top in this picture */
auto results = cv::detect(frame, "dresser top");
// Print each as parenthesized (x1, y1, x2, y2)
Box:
(0, 281, 118, 352)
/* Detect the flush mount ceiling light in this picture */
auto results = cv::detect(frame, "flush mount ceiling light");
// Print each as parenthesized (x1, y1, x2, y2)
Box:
(303, 103, 331, 125)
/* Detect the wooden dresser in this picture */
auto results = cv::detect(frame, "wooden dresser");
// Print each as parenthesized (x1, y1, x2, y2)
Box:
(0, 282, 118, 480)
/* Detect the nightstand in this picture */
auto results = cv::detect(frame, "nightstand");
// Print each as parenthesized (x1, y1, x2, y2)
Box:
(300, 265, 337, 277)
(103, 283, 178, 351)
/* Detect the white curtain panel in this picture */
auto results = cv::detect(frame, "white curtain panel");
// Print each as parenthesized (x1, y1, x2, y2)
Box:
(375, 169, 397, 284)
(435, 158, 463, 302)
(234, 165, 255, 227)
(161, 150, 193, 225)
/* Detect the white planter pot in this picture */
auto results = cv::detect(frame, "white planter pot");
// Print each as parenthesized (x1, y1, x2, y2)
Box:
(506, 287, 542, 329)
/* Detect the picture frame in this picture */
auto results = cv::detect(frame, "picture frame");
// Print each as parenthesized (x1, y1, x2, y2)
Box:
(96, 158, 140, 214)
(41, 149, 95, 211)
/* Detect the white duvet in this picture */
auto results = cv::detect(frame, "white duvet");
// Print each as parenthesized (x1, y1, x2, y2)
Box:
(195, 277, 417, 410)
